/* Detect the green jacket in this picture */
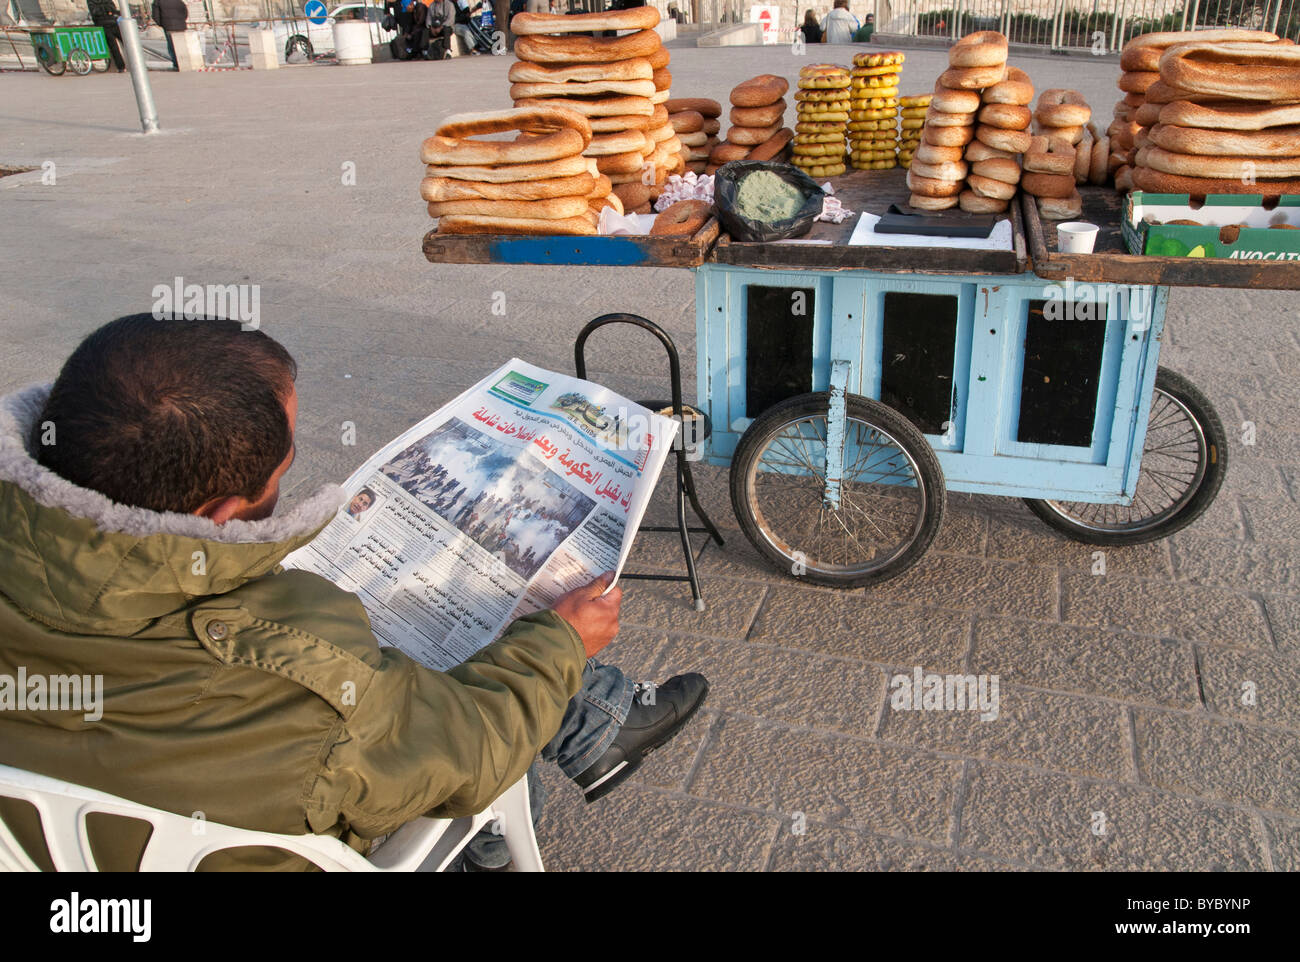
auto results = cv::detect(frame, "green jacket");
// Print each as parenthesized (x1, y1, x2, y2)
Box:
(0, 384, 586, 871)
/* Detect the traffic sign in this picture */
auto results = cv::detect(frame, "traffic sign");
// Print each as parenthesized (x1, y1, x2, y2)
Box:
(305, 0, 328, 25)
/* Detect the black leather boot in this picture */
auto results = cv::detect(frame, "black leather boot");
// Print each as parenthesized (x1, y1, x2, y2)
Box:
(574, 673, 709, 803)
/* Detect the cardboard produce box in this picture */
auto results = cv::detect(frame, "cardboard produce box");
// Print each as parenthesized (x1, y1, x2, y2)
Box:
(1123, 192, 1300, 261)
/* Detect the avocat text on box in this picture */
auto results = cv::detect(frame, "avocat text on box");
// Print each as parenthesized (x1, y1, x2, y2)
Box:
(1123, 192, 1300, 261)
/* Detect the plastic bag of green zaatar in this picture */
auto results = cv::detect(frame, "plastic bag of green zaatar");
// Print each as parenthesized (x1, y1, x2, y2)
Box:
(714, 161, 826, 242)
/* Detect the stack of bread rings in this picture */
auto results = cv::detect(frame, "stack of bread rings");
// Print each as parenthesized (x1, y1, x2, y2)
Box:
(848, 51, 903, 171)
(712, 75, 795, 172)
(666, 98, 722, 179)
(421, 106, 608, 235)
(1128, 37, 1300, 198)
(896, 94, 929, 168)
(1020, 89, 1092, 218)
(509, 7, 675, 211)
(792, 64, 851, 178)
(962, 66, 1034, 212)
(910, 31, 1008, 210)
(1112, 28, 1286, 192)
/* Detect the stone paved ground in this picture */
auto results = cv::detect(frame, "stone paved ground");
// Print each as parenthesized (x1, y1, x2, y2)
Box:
(2, 41, 1297, 871)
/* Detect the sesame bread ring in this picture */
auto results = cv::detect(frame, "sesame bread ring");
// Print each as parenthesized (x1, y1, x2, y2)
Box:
(595, 150, 647, 175)
(971, 157, 1021, 184)
(1143, 80, 1208, 105)
(1038, 191, 1082, 220)
(1118, 70, 1160, 94)
(677, 130, 709, 147)
(710, 141, 749, 164)
(1036, 89, 1091, 126)
(1122, 92, 1146, 108)
(967, 173, 1018, 199)
(510, 7, 660, 34)
(422, 127, 586, 166)
(702, 117, 721, 135)
(647, 44, 670, 69)
(915, 141, 966, 164)
(1023, 135, 1075, 175)
(1021, 171, 1076, 198)
(926, 107, 977, 127)
(1088, 134, 1110, 185)
(433, 105, 594, 149)
(979, 103, 1032, 130)
(611, 181, 651, 210)
(586, 129, 651, 156)
(1130, 164, 1300, 196)
(732, 74, 791, 107)
(949, 30, 1009, 68)
(930, 85, 982, 113)
(669, 110, 705, 134)
(1044, 124, 1085, 146)
(1159, 100, 1300, 130)
(1120, 28, 1281, 70)
(588, 113, 653, 133)
(651, 67, 672, 91)
(420, 172, 596, 203)
(909, 192, 959, 210)
(1144, 145, 1300, 178)
(728, 122, 783, 146)
(910, 158, 968, 181)
(982, 66, 1034, 106)
(649, 199, 711, 236)
(1134, 101, 1165, 127)
(664, 98, 722, 118)
(436, 214, 597, 236)
(731, 100, 787, 127)
(427, 195, 592, 220)
(513, 30, 662, 64)
(747, 128, 794, 161)
(425, 154, 591, 182)
(965, 139, 1014, 162)
(959, 190, 1009, 212)
(1160, 41, 1300, 101)
(924, 124, 976, 147)
(508, 59, 653, 84)
(975, 123, 1031, 153)
(906, 169, 964, 197)
(939, 63, 1007, 90)
(514, 95, 653, 118)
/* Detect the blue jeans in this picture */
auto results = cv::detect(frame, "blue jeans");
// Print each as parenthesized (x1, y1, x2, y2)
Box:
(462, 657, 634, 868)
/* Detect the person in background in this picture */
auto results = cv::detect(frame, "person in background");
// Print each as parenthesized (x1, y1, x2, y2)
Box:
(820, 0, 859, 44)
(800, 8, 822, 43)
(87, 0, 126, 71)
(427, 0, 455, 56)
(453, 0, 485, 54)
(853, 11, 874, 42)
(150, 0, 188, 69)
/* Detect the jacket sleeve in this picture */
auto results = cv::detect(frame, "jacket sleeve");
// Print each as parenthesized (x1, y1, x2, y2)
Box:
(308, 608, 587, 837)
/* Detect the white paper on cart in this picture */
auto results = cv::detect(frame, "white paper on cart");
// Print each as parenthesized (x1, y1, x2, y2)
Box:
(284, 359, 677, 672)
(848, 211, 1014, 251)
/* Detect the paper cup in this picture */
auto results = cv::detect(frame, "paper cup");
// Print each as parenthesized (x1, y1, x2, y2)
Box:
(1057, 221, 1099, 253)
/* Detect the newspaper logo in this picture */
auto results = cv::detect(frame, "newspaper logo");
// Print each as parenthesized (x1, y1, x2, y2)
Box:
(489, 371, 548, 407)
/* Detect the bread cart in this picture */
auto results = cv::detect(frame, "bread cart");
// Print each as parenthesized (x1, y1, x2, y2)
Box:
(28, 25, 112, 75)
(424, 169, 1300, 596)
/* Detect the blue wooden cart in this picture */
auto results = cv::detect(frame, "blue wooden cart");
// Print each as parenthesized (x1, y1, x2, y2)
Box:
(424, 171, 1300, 591)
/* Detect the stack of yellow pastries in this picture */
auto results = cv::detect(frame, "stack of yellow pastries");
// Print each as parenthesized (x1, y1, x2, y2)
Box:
(793, 63, 851, 178)
(848, 51, 903, 170)
(896, 93, 929, 168)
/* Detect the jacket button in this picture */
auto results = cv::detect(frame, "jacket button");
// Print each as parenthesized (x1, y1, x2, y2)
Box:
(205, 620, 230, 641)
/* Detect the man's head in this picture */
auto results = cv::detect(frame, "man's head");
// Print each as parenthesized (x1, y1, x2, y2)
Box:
(834, 0, 847, 8)
(34, 314, 298, 524)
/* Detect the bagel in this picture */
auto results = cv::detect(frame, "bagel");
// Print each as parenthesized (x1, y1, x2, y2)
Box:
(1143, 80, 1209, 105)
(979, 103, 1032, 130)
(728, 122, 783, 146)
(1021, 171, 1077, 198)
(589, 113, 653, 133)
(1130, 164, 1300, 196)
(420, 172, 596, 203)
(436, 214, 596, 236)
(1075, 129, 1094, 182)
(650, 199, 711, 236)
(976, 124, 1031, 153)
(1160, 41, 1300, 101)
(906, 169, 964, 197)
(1043, 124, 1086, 146)
(427, 195, 591, 220)
(967, 173, 1018, 200)
(949, 30, 1009, 68)
(924, 124, 976, 147)
(959, 189, 1008, 212)
(611, 181, 651, 210)
(649, 122, 676, 142)
(514, 95, 653, 118)
(647, 44, 670, 69)
(939, 63, 1007, 90)
(425, 155, 590, 183)
(909, 192, 959, 210)
(421, 127, 585, 166)
(710, 141, 749, 164)
(702, 117, 721, 135)
(1144, 145, 1300, 179)
(731, 100, 787, 127)
(669, 110, 705, 134)
(677, 130, 708, 147)
(510, 7, 659, 34)
(926, 107, 977, 127)
(965, 139, 1014, 162)
(1038, 191, 1082, 220)
(434, 105, 593, 148)
(507, 59, 653, 84)
(652, 67, 672, 91)
(513, 30, 662, 65)
(747, 128, 794, 161)
(585, 129, 651, 156)
(1035, 89, 1091, 127)
(1117, 71, 1159, 94)
(971, 157, 1021, 184)
(1149, 122, 1300, 157)
(595, 151, 647, 175)
(1023, 135, 1076, 175)
(983, 66, 1034, 106)
(1159, 100, 1300, 130)
(1088, 135, 1110, 185)
(930, 85, 982, 113)
(1134, 102, 1165, 127)
(915, 141, 966, 164)
(732, 74, 790, 107)
(664, 98, 722, 119)
(909, 158, 968, 181)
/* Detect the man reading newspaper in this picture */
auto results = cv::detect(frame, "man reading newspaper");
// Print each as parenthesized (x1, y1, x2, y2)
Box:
(0, 315, 709, 871)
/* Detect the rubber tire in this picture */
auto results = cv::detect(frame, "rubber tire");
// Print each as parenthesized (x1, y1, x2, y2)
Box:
(286, 35, 313, 62)
(729, 391, 947, 588)
(67, 49, 92, 75)
(38, 48, 66, 76)
(1023, 367, 1227, 546)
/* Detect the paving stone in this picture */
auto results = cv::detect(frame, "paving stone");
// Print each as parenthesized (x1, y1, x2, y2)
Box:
(959, 764, 1268, 871)
(970, 618, 1198, 710)
(1133, 710, 1300, 816)
(766, 819, 1033, 871)
(618, 575, 765, 637)
(688, 714, 959, 845)
(1263, 816, 1300, 872)
(1170, 537, 1300, 595)
(985, 512, 1172, 578)
(867, 554, 1059, 621)
(1242, 501, 1300, 543)
(1197, 647, 1300, 730)
(1264, 593, 1300, 655)
(1061, 573, 1271, 647)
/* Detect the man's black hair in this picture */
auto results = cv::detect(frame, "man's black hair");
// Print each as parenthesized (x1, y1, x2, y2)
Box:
(34, 314, 298, 514)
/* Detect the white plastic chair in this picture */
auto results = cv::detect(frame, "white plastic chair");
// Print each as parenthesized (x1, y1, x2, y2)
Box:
(0, 763, 543, 872)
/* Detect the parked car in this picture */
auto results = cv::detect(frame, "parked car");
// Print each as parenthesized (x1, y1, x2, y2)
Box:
(259, 3, 396, 63)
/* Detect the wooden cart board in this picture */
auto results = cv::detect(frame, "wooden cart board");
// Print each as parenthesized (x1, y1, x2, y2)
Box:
(422, 216, 720, 268)
(712, 168, 1027, 276)
(1022, 186, 1300, 290)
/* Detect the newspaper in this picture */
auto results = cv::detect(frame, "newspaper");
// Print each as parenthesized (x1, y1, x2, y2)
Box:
(283, 359, 678, 672)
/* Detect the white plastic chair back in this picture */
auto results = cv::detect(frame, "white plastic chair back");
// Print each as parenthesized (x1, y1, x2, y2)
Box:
(0, 763, 542, 872)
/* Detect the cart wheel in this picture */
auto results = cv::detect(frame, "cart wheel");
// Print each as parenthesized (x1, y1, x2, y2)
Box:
(1023, 367, 1227, 545)
(286, 35, 313, 63)
(37, 46, 65, 76)
(66, 49, 92, 75)
(730, 392, 946, 588)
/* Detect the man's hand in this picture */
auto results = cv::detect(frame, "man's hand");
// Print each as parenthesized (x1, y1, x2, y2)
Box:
(551, 572, 622, 658)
